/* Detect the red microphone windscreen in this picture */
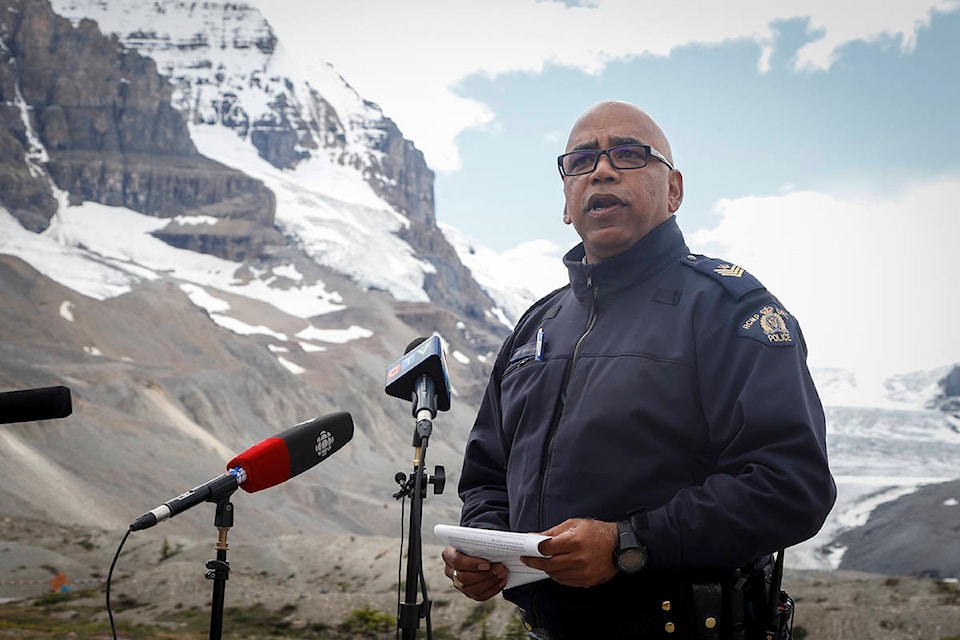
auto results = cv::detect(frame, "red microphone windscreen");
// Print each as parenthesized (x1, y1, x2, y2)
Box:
(227, 437, 290, 493)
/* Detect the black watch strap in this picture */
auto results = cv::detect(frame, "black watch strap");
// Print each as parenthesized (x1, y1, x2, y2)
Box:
(614, 519, 649, 573)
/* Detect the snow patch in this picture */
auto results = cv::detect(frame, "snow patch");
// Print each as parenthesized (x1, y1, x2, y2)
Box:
(210, 314, 287, 340)
(59, 301, 75, 322)
(180, 284, 231, 314)
(277, 356, 305, 375)
(295, 325, 373, 344)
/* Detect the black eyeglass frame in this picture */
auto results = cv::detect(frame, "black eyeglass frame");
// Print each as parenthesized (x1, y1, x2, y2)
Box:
(557, 144, 675, 177)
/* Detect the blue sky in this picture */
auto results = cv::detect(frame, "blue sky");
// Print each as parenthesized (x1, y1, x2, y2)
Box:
(259, 1, 960, 378)
(437, 10, 960, 251)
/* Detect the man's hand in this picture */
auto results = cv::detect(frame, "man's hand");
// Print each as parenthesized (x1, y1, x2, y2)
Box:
(520, 518, 618, 588)
(441, 545, 509, 601)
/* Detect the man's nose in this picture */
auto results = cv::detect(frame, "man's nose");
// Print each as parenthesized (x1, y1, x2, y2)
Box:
(591, 152, 619, 181)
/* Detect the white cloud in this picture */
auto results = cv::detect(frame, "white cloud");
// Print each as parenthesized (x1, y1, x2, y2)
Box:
(255, 0, 958, 170)
(789, 0, 959, 71)
(688, 175, 960, 379)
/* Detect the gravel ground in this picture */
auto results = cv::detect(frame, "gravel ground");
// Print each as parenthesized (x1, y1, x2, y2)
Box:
(2, 516, 959, 639)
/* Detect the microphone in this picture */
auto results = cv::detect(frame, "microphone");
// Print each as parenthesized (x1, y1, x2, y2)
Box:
(0, 386, 72, 424)
(129, 412, 354, 531)
(384, 335, 451, 417)
(228, 411, 353, 492)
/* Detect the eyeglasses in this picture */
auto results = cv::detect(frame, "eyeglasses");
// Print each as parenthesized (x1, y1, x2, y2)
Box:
(557, 144, 675, 177)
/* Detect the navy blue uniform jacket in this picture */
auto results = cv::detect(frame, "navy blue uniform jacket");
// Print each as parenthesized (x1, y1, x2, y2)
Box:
(458, 217, 836, 622)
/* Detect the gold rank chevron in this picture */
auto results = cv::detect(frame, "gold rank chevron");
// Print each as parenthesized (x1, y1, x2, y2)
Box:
(714, 264, 744, 277)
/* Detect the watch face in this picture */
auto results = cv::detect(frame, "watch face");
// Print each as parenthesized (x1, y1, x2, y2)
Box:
(615, 520, 648, 573)
(617, 547, 648, 572)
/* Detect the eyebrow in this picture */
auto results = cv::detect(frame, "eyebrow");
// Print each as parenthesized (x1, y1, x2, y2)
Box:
(570, 135, 645, 151)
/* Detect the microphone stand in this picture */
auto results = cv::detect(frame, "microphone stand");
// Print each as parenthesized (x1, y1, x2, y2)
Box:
(394, 376, 445, 640)
(203, 483, 241, 640)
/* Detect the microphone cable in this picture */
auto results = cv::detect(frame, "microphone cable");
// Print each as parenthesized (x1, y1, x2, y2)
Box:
(395, 496, 404, 640)
(394, 490, 433, 640)
(106, 527, 132, 640)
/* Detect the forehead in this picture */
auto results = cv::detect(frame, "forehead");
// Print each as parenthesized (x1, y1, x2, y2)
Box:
(566, 104, 660, 151)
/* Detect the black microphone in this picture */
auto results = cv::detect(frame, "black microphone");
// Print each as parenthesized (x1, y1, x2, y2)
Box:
(384, 335, 451, 417)
(129, 412, 354, 531)
(0, 386, 72, 424)
(129, 470, 242, 532)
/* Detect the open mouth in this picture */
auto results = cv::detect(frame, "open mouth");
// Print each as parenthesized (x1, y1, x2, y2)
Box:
(587, 194, 624, 213)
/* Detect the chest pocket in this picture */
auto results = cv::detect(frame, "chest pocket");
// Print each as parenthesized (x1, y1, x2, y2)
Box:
(502, 302, 562, 381)
(503, 340, 539, 380)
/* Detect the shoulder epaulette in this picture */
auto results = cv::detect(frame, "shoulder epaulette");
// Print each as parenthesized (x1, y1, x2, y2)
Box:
(680, 253, 765, 300)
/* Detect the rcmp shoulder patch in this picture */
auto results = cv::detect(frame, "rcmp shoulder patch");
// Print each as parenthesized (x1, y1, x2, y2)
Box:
(738, 303, 798, 347)
(680, 254, 764, 300)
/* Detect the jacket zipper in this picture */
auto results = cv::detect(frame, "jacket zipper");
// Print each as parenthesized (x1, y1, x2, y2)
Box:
(528, 278, 598, 623)
(537, 276, 600, 530)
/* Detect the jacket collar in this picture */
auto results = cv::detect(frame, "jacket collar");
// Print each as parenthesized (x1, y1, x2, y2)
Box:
(563, 216, 689, 304)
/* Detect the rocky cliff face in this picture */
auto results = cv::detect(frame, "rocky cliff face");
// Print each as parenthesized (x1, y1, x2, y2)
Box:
(29, 0, 493, 320)
(934, 365, 960, 426)
(0, 0, 278, 259)
(943, 366, 960, 396)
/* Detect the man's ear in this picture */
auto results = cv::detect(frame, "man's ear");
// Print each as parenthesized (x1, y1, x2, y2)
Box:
(668, 170, 684, 213)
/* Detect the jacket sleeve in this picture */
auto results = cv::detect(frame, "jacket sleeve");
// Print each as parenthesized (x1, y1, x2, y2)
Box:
(458, 342, 513, 531)
(639, 292, 837, 570)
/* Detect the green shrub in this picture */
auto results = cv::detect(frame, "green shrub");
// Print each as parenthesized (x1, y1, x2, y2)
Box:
(339, 605, 393, 635)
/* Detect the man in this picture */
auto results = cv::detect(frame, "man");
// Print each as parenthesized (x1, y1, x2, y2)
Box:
(442, 101, 836, 639)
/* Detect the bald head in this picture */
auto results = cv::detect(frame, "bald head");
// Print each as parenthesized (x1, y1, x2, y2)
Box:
(566, 101, 675, 167)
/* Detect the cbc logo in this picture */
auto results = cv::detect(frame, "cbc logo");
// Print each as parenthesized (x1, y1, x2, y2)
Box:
(315, 430, 335, 458)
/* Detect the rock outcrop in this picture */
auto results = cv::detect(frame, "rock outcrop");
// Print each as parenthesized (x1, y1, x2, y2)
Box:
(928, 364, 960, 422)
(0, 0, 277, 260)
(836, 479, 960, 579)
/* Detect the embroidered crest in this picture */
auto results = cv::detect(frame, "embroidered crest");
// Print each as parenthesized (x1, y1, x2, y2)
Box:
(739, 304, 796, 347)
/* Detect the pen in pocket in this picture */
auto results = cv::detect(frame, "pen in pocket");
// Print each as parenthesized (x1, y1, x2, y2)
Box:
(535, 327, 544, 361)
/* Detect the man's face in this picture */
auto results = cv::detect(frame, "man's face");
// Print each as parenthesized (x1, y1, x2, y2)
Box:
(561, 103, 683, 263)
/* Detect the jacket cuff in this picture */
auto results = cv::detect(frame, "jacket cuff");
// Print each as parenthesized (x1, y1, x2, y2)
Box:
(632, 507, 682, 569)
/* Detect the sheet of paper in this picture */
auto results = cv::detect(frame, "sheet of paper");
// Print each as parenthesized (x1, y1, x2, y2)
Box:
(434, 524, 551, 589)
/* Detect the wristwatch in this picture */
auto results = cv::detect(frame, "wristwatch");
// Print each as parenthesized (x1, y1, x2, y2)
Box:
(614, 519, 649, 573)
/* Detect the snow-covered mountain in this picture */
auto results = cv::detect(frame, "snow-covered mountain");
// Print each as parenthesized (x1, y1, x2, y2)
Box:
(37, 0, 506, 316)
(0, 0, 514, 544)
(0, 0, 958, 578)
